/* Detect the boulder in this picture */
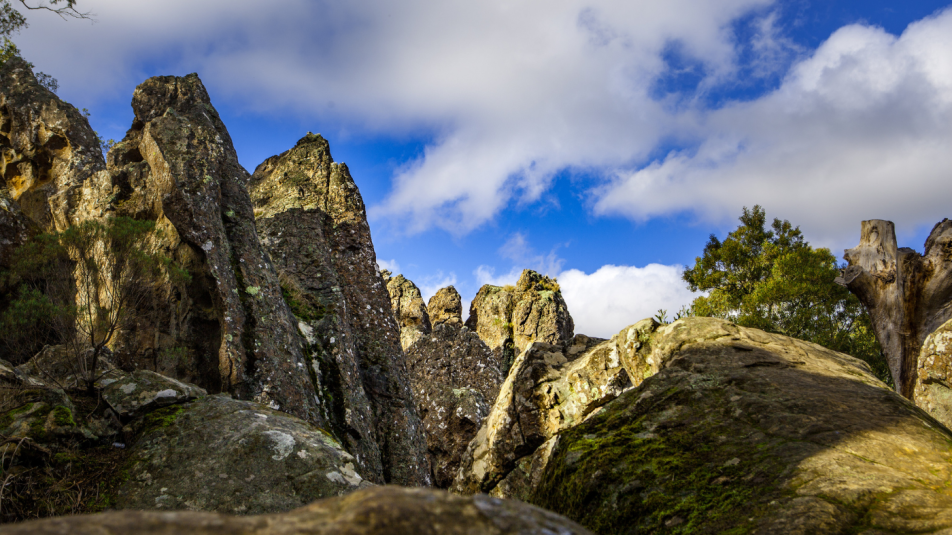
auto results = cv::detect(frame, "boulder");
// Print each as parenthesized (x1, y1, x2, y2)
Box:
(102, 370, 205, 418)
(249, 134, 430, 486)
(914, 317, 952, 429)
(453, 330, 630, 495)
(428, 286, 463, 327)
(528, 317, 952, 534)
(466, 270, 573, 373)
(383, 271, 431, 350)
(114, 394, 371, 514)
(0, 486, 594, 535)
(406, 322, 503, 487)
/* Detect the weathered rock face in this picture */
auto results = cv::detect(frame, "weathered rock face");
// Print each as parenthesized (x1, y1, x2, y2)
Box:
(453, 330, 630, 495)
(511, 270, 574, 356)
(406, 322, 504, 488)
(0, 58, 104, 232)
(466, 270, 574, 373)
(466, 284, 515, 370)
(383, 271, 431, 351)
(528, 317, 952, 535)
(249, 134, 430, 486)
(2, 64, 325, 427)
(0, 189, 30, 269)
(838, 219, 952, 397)
(114, 394, 371, 514)
(428, 286, 463, 327)
(0, 486, 595, 535)
(914, 317, 952, 429)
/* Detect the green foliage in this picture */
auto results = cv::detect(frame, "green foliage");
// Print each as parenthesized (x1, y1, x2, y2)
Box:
(683, 206, 890, 384)
(0, 217, 186, 390)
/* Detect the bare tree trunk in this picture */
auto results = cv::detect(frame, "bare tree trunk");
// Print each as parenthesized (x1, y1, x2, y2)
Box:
(836, 219, 952, 398)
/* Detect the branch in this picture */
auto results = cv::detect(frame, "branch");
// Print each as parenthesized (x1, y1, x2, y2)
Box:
(17, 0, 93, 21)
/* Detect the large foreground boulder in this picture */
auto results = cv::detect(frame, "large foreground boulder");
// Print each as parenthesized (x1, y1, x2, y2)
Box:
(113, 394, 371, 514)
(527, 317, 952, 534)
(249, 134, 430, 486)
(0, 486, 594, 535)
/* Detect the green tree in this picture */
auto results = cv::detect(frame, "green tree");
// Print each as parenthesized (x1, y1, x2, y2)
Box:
(1, 217, 188, 393)
(683, 205, 890, 384)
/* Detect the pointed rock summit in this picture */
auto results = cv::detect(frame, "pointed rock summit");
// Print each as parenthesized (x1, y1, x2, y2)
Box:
(249, 133, 431, 486)
(466, 269, 574, 372)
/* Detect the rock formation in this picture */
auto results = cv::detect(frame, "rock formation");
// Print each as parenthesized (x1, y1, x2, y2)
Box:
(428, 286, 463, 327)
(466, 270, 574, 373)
(2, 61, 327, 426)
(837, 219, 952, 397)
(0, 487, 594, 535)
(914, 317, 952, 429)
(249, 134, 430, 486)
(453, 326, 632, 496)
(381, 277, 504, 487)
(114, 395, 371, 514)
(405, 321, 503, 488)
(0, 57, 104, 232)
(528, 317, 952, 534)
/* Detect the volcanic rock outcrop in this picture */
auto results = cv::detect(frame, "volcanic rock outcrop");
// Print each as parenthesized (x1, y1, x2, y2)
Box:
(452, 324, 638, 496)
(466, 270, 574, 373)
(249, 134, 430, 486)
(381, 277, 503, 487)
(428, 286, 463, 328)
(2, 61, 327, 426)
(0, 486, 594, 535)
(0, 57, 104, 232)
(382, 271, 430, 351)
(527, 317, 952, 534)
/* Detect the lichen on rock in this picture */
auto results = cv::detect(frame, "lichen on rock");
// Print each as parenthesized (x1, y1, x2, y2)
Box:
(249, 134, 430, 486)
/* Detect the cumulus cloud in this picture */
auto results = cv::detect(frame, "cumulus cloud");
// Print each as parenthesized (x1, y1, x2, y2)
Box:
(417, 271, 458, 302)
(594, 9, 952, 249)
(15, 1, 951, 248)
(558, 264, 699, 338)
(16, 0, 773, 234)
(377, 258, 401, 274)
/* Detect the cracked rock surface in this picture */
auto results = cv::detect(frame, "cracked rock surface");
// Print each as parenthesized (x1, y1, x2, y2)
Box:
(114, 394, 371, 514)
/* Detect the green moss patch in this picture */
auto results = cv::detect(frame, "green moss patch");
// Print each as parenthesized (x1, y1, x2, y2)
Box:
(138, 404, 185, 437)
(530, 381, 788, 534)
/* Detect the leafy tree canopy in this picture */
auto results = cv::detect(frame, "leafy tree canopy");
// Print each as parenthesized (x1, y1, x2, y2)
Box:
(683, 205, 890, 384)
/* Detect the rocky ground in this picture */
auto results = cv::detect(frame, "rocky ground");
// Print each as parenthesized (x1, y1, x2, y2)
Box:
(4, 58, 952, 534)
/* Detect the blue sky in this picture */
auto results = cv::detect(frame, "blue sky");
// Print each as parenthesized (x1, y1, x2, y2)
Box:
(11, 0, 952, 336)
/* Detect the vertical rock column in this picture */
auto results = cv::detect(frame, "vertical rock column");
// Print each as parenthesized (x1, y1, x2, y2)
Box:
(250, 134, 430, 486)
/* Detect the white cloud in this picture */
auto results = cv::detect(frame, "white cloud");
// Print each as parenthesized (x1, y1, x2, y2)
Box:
(499, 233, 565, 277)
(473, 265, 522, 288)
(417, 271, 458, 302)
(15, 0, 773, 234)
(558, 264, 699, 338)
(377, 258, 401, 274)
(594, 8, 952, 250)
